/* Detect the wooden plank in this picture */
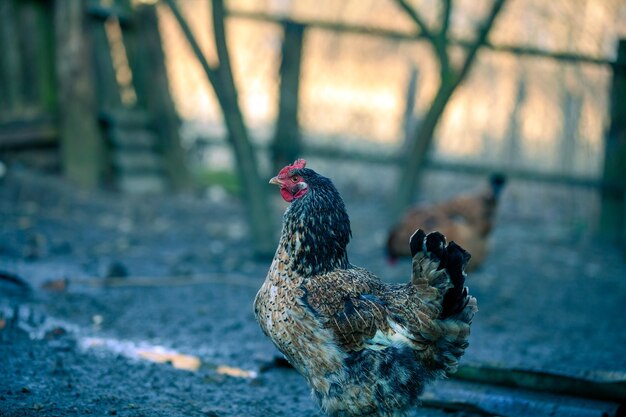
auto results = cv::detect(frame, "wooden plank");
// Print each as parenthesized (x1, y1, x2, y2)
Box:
(426, 160, 613, 189)
(0, 115, 58, 149)
(454, 362, 626, 403)
(8, 148, 61, 172)
(424, 379, 621, 417)
(600, 40, 626, 243)
(226, 10, 616, 67)
(112, 152, 163, 173)
(67, 273, 261, 289)
(301, 143, 623, 191)
(55, 0, 106, 187)
(272, 21, 305, 172)
(118, 175, 165, 194)
(99, 109, 153, 128)
(194, 137, 625, 190)
(108, 128, 158, 150)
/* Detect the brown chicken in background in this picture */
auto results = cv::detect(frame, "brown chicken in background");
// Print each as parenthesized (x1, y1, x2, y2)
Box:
(255, 159, 477, 417)
(387, 174, 506, 271)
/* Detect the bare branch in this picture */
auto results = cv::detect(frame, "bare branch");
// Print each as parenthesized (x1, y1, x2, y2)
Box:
(394, 0, 508, 214)
(440, 0, 452, 37)
(394, 0, 433, 41)
(435, 0, 453, 80)
(163, 0, 219, 85)
(395, 0, 452, 76)
(211, 0, 234, 79)
(457, 0, 506, 81)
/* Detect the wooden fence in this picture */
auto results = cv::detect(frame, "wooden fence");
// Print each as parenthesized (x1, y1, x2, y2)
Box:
(0, 0, 185, 192)
(0, 3, 624, 243)
(226, 11, 626, 244)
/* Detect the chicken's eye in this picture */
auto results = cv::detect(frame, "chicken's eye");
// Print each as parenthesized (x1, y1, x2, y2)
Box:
(291, 176, 299, 183)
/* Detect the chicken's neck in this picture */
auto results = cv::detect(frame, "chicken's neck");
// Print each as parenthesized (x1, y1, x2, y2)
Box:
(278, 185, 352, 277)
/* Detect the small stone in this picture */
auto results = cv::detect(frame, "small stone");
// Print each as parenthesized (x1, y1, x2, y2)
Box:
(106, 261, 128, 278)
(201, 407, 222, 417)
(51, 241, 72, 255)
(41, 278, 68, 292)
(92, 315, 104, 328)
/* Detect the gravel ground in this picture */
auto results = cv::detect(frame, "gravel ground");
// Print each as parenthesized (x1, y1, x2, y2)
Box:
(1, 165, 625, 416)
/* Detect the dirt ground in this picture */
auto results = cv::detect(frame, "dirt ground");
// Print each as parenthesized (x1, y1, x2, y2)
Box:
(1, 166, 625, 417)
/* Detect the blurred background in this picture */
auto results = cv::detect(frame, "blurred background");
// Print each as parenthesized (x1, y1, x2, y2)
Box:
(1, 0, 626, 416)
(2, 0, 626, 251)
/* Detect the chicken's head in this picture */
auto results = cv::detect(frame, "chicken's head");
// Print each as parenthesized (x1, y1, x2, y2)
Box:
(269, 158, 310, 202)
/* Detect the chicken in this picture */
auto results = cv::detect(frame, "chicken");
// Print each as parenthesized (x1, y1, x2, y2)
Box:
(254, 159, 477, 417)
(386, 174, 506, 271)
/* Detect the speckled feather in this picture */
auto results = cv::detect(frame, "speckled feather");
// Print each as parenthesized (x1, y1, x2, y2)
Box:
(255, 164, 477, 417)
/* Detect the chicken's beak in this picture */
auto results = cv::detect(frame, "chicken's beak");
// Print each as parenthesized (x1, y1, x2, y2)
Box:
(269, 176, 282, 186)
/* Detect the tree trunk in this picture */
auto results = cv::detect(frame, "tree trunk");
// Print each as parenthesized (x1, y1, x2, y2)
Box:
(211, 0, 276, 257)
(392, 0, 506, 219)
(165, 0, 276, 257)
(214, 71, 276, 257)
(393, 81, 456, 217)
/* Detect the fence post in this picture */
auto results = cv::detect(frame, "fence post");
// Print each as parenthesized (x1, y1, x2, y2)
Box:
(402, 64, 419, 148)
(0, 0, 24, 114)
(55, 0, 104, 187)
(504, 73, 527, 167)
(559, 91, 582, 173)
(272, 20, 305, 172)
(600, 39, 626, 243)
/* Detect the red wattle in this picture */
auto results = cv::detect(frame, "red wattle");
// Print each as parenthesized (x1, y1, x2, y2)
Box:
(280, 187, 294, 202)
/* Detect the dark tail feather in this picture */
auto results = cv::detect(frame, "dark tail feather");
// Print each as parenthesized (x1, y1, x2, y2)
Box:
(425, 231, 448, 269)
(409, 229, 426, 258)
(489, 173, 507, 200)
(409, 230, 472, 319)
(440, 242, 471, 320)
(410, 229, 448, 262)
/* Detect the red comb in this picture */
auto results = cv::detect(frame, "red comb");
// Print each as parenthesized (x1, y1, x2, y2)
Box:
(277, 158, 307, 177)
